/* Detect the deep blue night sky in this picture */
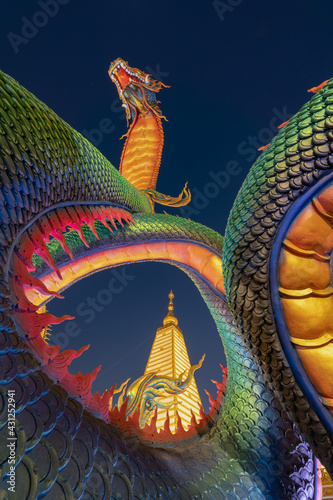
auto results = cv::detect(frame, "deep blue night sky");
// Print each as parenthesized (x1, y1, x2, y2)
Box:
(1, 1, 332, 412)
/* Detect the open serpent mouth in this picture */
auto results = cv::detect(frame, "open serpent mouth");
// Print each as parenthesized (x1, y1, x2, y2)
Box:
(7, 202, 226, 444)
(108, 58, 149, 100)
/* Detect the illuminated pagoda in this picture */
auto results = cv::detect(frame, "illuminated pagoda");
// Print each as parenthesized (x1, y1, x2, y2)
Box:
(144, 290, 203, 432)
(321, 463, 333, 499)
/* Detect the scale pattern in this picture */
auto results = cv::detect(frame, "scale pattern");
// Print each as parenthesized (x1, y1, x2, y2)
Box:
(0, 277, 315, 500)
(30, 213, 225, 275)
(0, 70, 151, 253)
(223, 78, 333, 473)
(0, 68, 329, 498)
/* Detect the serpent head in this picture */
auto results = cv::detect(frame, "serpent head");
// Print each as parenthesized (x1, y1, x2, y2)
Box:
(108, 57, 168, 125)
(0, 65, 331, 498)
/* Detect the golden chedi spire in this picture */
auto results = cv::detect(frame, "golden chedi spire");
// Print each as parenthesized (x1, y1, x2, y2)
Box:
(163, 290, 178, 326)
(144, 290, 204, 432)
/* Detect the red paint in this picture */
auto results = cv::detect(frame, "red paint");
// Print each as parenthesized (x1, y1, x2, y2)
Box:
(308, 80, 329, 93)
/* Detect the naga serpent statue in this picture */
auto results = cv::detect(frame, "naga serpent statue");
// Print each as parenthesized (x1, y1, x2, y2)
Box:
(0, 58, 332, 499)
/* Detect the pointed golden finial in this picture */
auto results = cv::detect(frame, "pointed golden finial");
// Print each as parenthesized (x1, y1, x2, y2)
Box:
(168, 290, 174, 311)
(163, 290, 178, 326)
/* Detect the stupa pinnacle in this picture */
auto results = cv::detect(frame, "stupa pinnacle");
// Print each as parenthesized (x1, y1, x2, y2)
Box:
(144, 291, 203, 431)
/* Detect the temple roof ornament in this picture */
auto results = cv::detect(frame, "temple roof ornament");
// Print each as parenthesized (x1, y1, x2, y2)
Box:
(117, 291, 205, 432)
(163, 290, 178, 326)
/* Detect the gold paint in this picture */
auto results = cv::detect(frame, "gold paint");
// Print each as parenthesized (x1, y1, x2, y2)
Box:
(283, 239, 329, 259)
(202, 254, 224, 290)
(47, 272, 60, 286)
(123, 291, 204, 431)
(122, 244, 146, 260)
(86, 253, 108, 267)
(321, 464, 333, 498)
(279, 185, 333, 416)
(286, 204, 333, 255)
(104, 247, 131, 265)
(120, 114, 164, 191)
(291, 333, 333, 347)
(26, 289, 44, 303)
(282, 295, 333, 345)
(163, 290, 178, 326)
(216, 278, 225, 292)
(322, 396, 333, 407)
(84, 256, 95, 271)
(187, 244, 213, 274)
(166, 241, 190, 263)
(280, 248, 330, 290)
(312, 197, 333, 220)
(279, 287, 333, 298)
(317, 184, 333, 215)
(26, 242, 226, 309)
(142, 184, 191, 208)
(146, 241, 168, 258)
(108, 378, 130, 412)
(38, 305, 51, 342)
(66, 259, 90, 278)
(297, 342, 333, 399)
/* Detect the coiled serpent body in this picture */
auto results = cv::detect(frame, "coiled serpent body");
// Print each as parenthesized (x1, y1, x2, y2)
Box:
(0, 68, 332, 499)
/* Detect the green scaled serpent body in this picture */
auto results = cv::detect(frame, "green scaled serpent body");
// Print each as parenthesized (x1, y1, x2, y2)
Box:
(0, 67, 332, 499)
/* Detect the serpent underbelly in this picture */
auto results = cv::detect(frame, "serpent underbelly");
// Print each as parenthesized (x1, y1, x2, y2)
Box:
(276, 178, 333, 413)
(120, 114, 164, 190)
(0, 67, 331, 499)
